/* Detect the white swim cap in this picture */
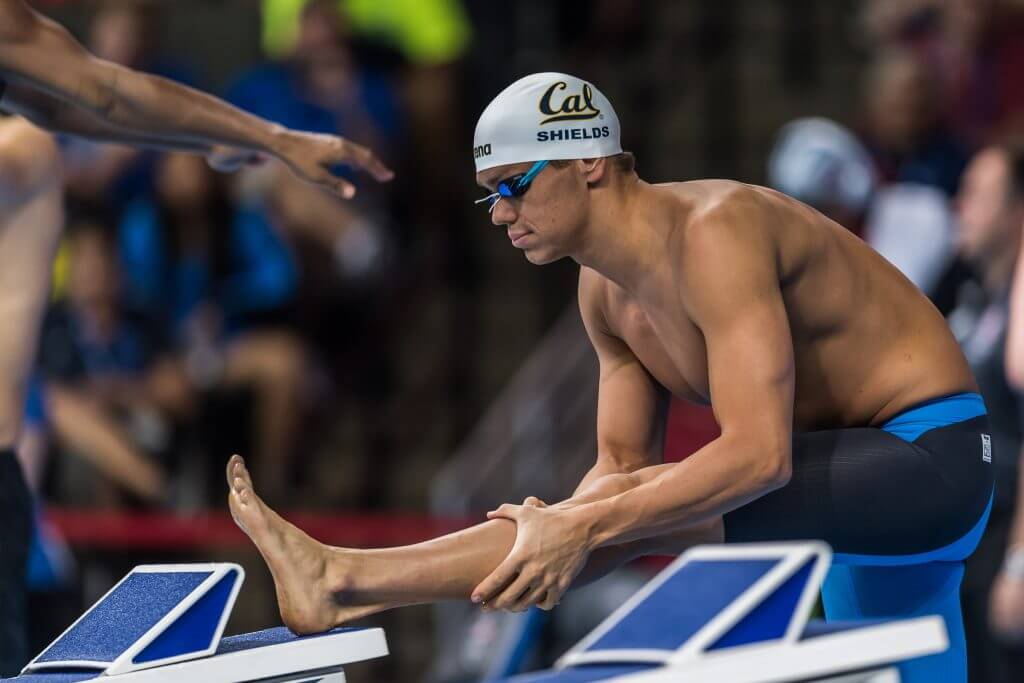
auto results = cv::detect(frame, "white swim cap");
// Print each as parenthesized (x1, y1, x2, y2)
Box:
(473, 72, 623, 173)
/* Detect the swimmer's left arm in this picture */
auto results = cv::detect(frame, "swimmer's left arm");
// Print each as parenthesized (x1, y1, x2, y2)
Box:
(475, 199, 795, 609)
(576, 203, 795, 547)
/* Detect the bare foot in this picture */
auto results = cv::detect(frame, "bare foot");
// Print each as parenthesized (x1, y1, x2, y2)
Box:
(227, 454, 342, 634)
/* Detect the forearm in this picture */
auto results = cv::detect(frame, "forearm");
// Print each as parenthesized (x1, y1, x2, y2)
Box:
(3, 75, 219, 153)
(5, 47, 280, 153)
(576, 436, 787, 549)
(47, 102, 211, 152)
(83, 65, 283, 153)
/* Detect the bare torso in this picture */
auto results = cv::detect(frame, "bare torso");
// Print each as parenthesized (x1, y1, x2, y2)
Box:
(586, 179, 976, 431)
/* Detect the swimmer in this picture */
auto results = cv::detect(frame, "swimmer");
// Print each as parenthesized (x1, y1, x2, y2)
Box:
(230, 73, 989, 683)
(0, 1, 391, 672)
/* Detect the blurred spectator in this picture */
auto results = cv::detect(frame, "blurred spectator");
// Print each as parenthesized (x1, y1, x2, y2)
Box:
(60, 1, 198, 213)
(119, 153, 309, 505)
(864, 183, 957, 297)
(230, 0, 398, 282)
(768, 117, 877, 235)
(926, 144, 1024, 683)
(861, 0, 1024, 146)
(32, 223, 172, 506)
(861, 48, 969, 198)
(234, 0, 401, 180)
(766, 116, 956, 294)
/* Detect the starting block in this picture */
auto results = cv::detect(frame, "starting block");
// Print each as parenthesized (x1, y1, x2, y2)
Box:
(505, 542, 948, 683)
(4, 563, 388, 683)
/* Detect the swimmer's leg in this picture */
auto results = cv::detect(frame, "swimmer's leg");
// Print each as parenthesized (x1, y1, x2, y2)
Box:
(227, 456, 721, 634)
(0, 119, 63, 676)
(822, 562, 966, 683)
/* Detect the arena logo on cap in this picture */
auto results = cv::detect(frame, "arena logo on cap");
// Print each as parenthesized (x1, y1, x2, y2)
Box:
(538, 81, 600, 124)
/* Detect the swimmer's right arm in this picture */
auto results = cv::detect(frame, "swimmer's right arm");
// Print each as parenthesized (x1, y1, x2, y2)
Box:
(0, 0, 392, 196)
(574, 268, 670, 496)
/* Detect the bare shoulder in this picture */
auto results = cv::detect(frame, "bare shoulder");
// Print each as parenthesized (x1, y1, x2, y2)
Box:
(669, 181, 776, 269)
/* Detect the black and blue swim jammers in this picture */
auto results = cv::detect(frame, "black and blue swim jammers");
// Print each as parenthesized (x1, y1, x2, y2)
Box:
(723, 392, 994, 564)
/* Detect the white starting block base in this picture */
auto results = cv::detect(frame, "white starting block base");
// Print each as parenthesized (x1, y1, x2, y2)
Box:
(3, 563, 388, 683)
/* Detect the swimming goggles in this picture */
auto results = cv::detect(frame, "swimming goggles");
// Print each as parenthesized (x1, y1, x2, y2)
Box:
(475, 160, 550, 212)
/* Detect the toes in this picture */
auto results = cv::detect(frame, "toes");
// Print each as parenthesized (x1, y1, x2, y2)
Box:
(226, 455, 239, 486)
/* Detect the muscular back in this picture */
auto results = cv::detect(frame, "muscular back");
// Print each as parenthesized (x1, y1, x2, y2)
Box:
(585, 179, 975, 432)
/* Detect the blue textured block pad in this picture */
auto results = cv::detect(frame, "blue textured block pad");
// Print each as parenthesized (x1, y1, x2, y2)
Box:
(133, 570, 237, 664)
(36, 572, 212, 665)
(587, 558, 778, 652)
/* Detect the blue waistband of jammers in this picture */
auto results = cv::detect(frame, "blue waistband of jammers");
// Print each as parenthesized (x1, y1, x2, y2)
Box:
(880, 392, 987, 443)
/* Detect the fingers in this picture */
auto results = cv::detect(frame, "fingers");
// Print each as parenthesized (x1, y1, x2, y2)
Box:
(344, 141, 394, 182)
(487, 503, 521, 521)
(310, 167, 357, 199)
(537, 590, 560, 611)
(472, 558, 519, 605)
(511, 583, 549, 613)
(522, 496, 547, 508)
(486, 570, 534, 612)
(334, 177, 357, 199)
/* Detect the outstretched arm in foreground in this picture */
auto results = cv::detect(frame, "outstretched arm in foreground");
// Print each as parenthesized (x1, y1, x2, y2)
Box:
(226, 455, 721, 635)
(0, 0, 391, 196)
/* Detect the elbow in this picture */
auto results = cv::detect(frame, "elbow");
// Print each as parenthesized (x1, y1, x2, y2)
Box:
(760, 453, 792, 491)
(722, 427, 792, 493)
(735, 434, 791, 492)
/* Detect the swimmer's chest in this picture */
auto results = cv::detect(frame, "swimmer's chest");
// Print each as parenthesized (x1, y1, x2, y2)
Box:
(611, 299, 710, 404)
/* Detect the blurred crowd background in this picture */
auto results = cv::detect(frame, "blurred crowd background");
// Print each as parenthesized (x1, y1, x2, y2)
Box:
(13, 0, 1024, 681)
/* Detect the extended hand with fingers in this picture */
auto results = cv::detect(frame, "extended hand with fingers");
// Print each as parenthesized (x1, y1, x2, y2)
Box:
(270, 129, 394, 198)
(471, 496, 592, 613)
